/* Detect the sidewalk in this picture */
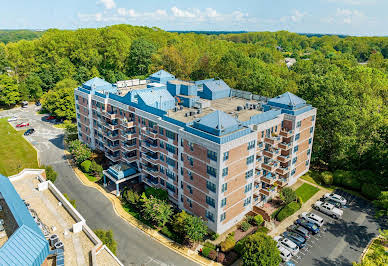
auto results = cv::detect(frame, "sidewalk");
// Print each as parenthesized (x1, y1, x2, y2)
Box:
(268, 180, 330, 237)
(64, 150, 218, 266)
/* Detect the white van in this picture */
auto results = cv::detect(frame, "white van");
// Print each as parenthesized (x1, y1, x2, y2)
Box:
(278, 245, 292, 262)
(274, 236, 300, 256)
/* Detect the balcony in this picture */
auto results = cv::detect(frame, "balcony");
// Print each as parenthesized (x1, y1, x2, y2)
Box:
(276, 166, 290, 175)
(104, 123, 119, 131)
(142, 164, 159, 175)
(143, 152, 158, 163)
(142, 140, 158, 152)
(122, 120, 134, 128)
(278, 142, 292, 150)
(122, 143, 137, 152)
(276, 178, 288, 187)
(141, 128, 158, 139)
(105, 133, 120, 141)
(262, 149, 279, 159)
(122, 132, 136, 140)
(279, 128, 294, 138)
(105, 152, 120, 162)
(277, 154, 291, 162)
(105, 144, 120, 152)
(261, 161, 279, 172)
(122, 155, 137, 164)
(264, 136, 282, 145)
(144, 175, 158, 185)
(259, 186, 277, 197)
(261, 173, 277, 185)
(103, 111, 116, 119)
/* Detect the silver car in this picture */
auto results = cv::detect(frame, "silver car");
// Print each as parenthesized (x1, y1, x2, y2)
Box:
(324, 193, 347, 206)
(274, 236, 300, 256)
(300, 212, 324, 227)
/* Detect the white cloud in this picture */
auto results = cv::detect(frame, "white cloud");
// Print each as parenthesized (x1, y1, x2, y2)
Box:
(171, 6, 196, 18)
(323, 8, 368, 25)
(325, 0, 377, 5)
(98, 0, 116, 10)
(280, 10, 307, 23)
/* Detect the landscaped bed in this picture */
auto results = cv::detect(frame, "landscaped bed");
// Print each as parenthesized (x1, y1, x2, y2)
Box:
(0, 118, 39, 176)
(295, 183, 320, 202)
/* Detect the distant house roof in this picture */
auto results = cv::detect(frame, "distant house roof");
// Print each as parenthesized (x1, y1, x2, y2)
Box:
(197, 110, 239, 131)
(268, 92, 306, 107)
(0, 175, 49, 266)
(82, 77, 115, 92)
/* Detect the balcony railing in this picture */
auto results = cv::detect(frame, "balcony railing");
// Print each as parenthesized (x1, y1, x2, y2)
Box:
(105, 144, 120, 152)
(105, 152, 120, 162)
(277, 154, 291, 162)
(261, 161, 279, 172)
(144, 176, 158, 185)
(104, 123, 119, 131)
(122, 143, 137, 152)
(264, 136, 282, 145)
(280, 128, 294, 138)
(278, 142, 292, 150)
(103, 111, 116, 119)
(141, 128, 158, 139)
(122, 120, 134, 128)
(261, 173, 277, 185)
(276, 178, 288, 187)
(122, 132, 136, 140)
(259, 186, 276, 197)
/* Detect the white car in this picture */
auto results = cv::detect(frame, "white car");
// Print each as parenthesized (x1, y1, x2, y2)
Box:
(324, 193, 347, 206)
(274, 236, 299, 256)
(314, 201, 343, 219)
(7, 116, 18, 122)
(0, 219, 3, 225)
(300, 212, 324, 227)
(278, 245, 292, 262)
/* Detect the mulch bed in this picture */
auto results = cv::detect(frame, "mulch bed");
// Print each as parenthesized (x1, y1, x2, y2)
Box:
(234, 226, 257, 242)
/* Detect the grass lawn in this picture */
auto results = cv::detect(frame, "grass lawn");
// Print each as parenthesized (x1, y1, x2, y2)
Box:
(295, 183, 320, 203)
(0, 118, 39, 176)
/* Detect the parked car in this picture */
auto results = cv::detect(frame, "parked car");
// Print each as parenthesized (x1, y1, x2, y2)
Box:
(35, 101, 41, 106)
(314, 201, 343, 219)
(295, 218, 320, 234)
(24, 128, 35, 136)
(46, 116, 56, 120)
(278, 245, 292, 262)
(324, 193, 347, 206)
(274, 236, 300, 256)
(300, 212, 324, 227)
(7, 116, 18, 122)
(16, 122, 30, 128)
(288, 224, 311, 240)
(324, 198, 343, 208)
(21, 101, 28, 108)
(0, 219, 3, 225)
(282, 231, 306, 248)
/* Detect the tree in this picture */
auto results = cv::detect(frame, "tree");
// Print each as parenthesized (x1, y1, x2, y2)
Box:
(145, 187, 168, 201)
(183, 215, 208, 243)
(127, 38, 156, 76)
(0, 74, 20, 106)
(280, 187, 297, 204)
(94, 229, 118, 255)
(90, 160, 103, 178)
(68, 140, 92, 165)
(44, 165, 57, 183)
(124, 189, 141, 207)
(237, 232, 282, 266)
(64, 120, 78, 142)
(23, 73, 43, 100)
(41, 78, 78, 120)
(141, 195, 172, 228)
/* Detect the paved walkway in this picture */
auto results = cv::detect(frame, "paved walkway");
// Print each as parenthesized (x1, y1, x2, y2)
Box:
(268, 180, 330, 237)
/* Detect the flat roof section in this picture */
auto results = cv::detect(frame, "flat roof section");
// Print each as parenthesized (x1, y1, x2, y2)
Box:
(167, 97, 262, 123)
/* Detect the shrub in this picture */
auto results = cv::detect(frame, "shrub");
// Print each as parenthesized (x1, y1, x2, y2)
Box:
(94, 229, 117, 255)
(246, 215, 255, 225)
(271, 207, 282, 219)
(80, 160, 92, 173)
(240, 221, 251, 232)
(124, 190, 141, 206)
(220, 235, 236, 252)
(44, 165, 57, 183)
(277, 201, 301, 221)
(342, 175, 361, 190)
(280, 187, 297, 204)
(203, 242, 216, 250)
(145, 187, 168, 201)
(90, 160, 103, 177)
(253, 214, 264, 226)
(361, 183, 381, 200)
(63, 193, 76, 208)
(208, 250, 217, 260)
(209, 232, 219, 241)
(333, 170, 351, 186)
(217, 252, 225, 263)
(256, 226, 270, 234)
(297, 195, 303, 205)
(321, 171, 333, 185)
(202, 246, 211, 258)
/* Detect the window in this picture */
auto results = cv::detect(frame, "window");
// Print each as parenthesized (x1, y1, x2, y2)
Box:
(187, 198, 192, 208)
(221, 198, 227, 207)
(188, 170, 193, 180)
(244, 183, 253, 193)
(166, 143, 176, 154)
(295, 133, 300, 141)
(292, 157, 298, 165)
(220, 212, 226, 222)
(160, 166, 165, 174)
(222, 167, 228, 177)
(223, 151, 229, 161)
(180, 181, 183, 189)
(207, 150, 217, 161)
(159, 154, 164, 162)
(187, 184, 193, 194)
(294, 145, 299, 153)
(309, 138, 312, 144)
(221, 183, 227, 193)
(275, 125, 278, 132)
(159, 141, 165, 148)
(141, 118, 146, 125)
(258, 142, 263, 148)
(305, 160, 309, 166)
(166, 157, 176, 168)
(206, 181, 216, 193)
(297, 121, 302, 127)
(246, 155, 254, 165)
(187, 156, 193, 166)
(206, 196, 215, 208)
(291, 169, 296, 176)
(311, 115, 315, 122)
(206, 211, 214, 222)
(159, 127, 164, 135)
(180, 153, 184, 161)
(247, 140, 255, 150)
(160, 179, 165, 186)
(188, 141, 194, 151)
(245, 169, 253, 179)
(180, 167, 183, 175)
(166, 182, 175, 192)
(261, 131, 264, 138)
(243, 197, 251, 207)
(310, 127, 314, 133)
(165, 130, 175, 140)
(166, 169, 176, 180)
(307, 149, 311, 156)
(207, 165, 217, 177)
(180, 195, 183, 202)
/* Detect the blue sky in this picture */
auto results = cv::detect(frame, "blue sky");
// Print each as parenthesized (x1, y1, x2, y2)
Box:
(0, 0, 387, 36)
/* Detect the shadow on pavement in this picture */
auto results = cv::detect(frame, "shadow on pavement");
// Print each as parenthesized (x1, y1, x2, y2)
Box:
(48, 135, 65, 150)
(312, 255, 353, 266)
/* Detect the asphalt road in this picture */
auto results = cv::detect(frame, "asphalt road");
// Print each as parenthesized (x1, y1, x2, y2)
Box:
(282, 189, 386, 266)
(0, 106, 198, 266)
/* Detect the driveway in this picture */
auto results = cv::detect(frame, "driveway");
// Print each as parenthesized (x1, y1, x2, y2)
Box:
(0, 106, 198, 266)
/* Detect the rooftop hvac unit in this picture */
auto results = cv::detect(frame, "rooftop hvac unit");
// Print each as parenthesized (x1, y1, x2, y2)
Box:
(55, 241, 64, 250)
(50, 234, 59, 246)
(185, 113, 189, 117)
(180, 106, 183, 110)
(197, 109, 202, 114)
(237, 106, 243, 111)
(190, 111, 196, 116)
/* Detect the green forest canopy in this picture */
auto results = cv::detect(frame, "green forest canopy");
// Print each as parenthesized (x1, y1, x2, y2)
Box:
(0, 30, 44, 44)
(0, 24, 386, 183)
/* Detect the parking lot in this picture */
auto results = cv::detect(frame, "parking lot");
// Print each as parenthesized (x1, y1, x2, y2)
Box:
(281, 189, 386, 266)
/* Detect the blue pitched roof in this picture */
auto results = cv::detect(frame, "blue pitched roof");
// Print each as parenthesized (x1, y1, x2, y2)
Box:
(268, 92, 306, 107)
(136, 88, 175, 111)
(148, 70, 175, 80)
(198, 110, 239, 130)
(0, 225, 49, 266)
(202, 79, 231, 92)
(82, 77, 115, 92)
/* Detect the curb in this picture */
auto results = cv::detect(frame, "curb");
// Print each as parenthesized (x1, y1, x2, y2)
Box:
(63, 149, 218, 266)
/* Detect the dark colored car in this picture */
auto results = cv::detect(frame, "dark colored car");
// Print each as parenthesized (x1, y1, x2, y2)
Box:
(35, 101, 41, 106)
(295, 218, 320, 234)
(288, 224, 311, 240)
(46, 116, 56, 120)
(24, 128, 35, 136)
(282, 231, 306, 248)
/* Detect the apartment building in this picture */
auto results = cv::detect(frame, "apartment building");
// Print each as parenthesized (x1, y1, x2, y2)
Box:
(74, 70, 316, 234)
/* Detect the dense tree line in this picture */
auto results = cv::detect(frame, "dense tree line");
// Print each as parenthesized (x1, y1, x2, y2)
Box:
(0, 30, 44, 44)
(0, 24, 386, 182)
